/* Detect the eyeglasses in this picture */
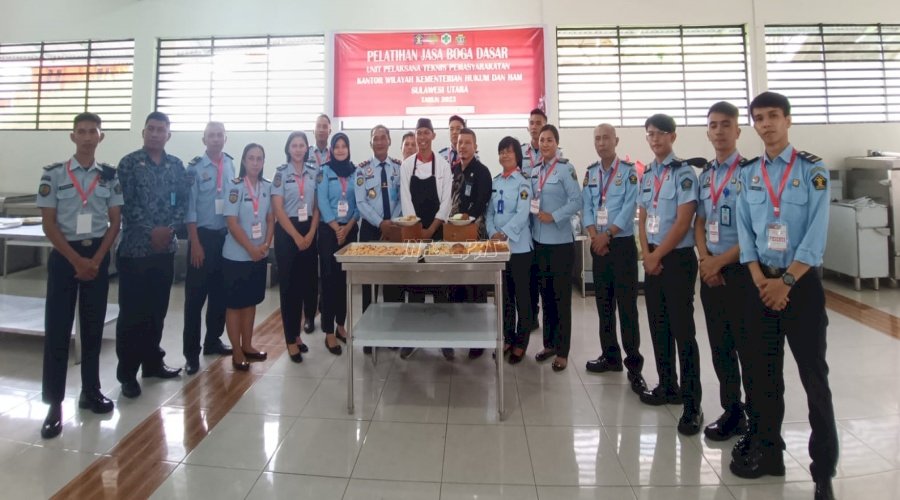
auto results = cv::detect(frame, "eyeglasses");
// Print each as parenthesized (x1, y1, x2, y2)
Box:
(645, 131, 671, 139)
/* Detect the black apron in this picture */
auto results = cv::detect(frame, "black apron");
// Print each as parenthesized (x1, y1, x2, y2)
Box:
(410, 155, 441, 235)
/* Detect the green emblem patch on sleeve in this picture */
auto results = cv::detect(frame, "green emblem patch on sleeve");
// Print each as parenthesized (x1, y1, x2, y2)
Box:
(629, 174, 637, 184)
(520, 189, 528, 200)
(680, 178, 693, 191)
(812, 173, 827, 190)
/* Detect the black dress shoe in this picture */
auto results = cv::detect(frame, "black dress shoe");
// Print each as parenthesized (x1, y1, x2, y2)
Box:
(243, 351, 268, 361)
(203, 341, 233, 356)
(639, 385, 682, 406)
(704, 408, 747, 441)
(441, 348, 456, 361)
(585, 357, 623, 373)
(732, 432, 755, 460)
(678, 408, 704, 435)
(814, 478, 835, 500)
(468, 348, 484, 359)
(121, 381, 142, 399)
(325, 337, 343, 355)
(298, 343, 309, 353)
(41, 404, 63, 439)
(142, 364, 182, 379)
(185, 358, 200, 375)
(534, 349, 555, 362)
(78, 391, 114, 414)
(303, 319, 315, 333)
(627, 372, 648, 395)
(335, 330, 347, 343)
(729, 446, 786, 479)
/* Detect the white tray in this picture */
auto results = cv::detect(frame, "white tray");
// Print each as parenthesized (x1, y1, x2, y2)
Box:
(422, 242, 510, 263)
(335, 242, 426, 263)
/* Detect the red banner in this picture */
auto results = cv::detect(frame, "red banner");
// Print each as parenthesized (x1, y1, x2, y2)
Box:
(334, 28, 545, 119)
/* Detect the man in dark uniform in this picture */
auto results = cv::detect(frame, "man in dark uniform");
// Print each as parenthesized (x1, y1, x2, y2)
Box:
(37, 112, 122, 439)
(182, 121, 234, 375)
(115, 111, 188, 399)
(695, 102, 751, 442)
(734, 91, 837, 500)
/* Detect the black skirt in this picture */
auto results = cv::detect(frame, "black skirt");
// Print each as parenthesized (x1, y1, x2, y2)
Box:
(223, 258, 267, 308)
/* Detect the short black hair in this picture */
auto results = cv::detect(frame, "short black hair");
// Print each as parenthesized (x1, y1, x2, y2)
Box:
(749, 91, 791, 117)
(283, 131, 309, 164)
(401, 131, 415, 142)
(370, 124, 391, 140)
(239, 143, 266, 181)
(448, 115, 466, 126)
(539, 124, 559, 143)
(458, 127, 476, 142)
(145, 111, 170, 127)
(498, 136, 523, 168)
(644, 113, 676, 133)
(707, 101, 740, 119)
(316, 113, 331, 124)
(73, 112, 101, 129)
(529, 108, 547, 121)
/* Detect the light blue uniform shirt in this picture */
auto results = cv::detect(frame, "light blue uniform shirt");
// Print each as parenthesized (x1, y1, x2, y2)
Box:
(317, 164, 360, 224)
(520, 143, 562, 178)
(737, 145, 829, 268)
(185, 153, 235, 231)
(697, 152, 742, 255)
(223, 177, 272, 261)
(529, 158, 582, 244)
(637, 152, 699, 248)
(354, 156, 401, 226)
(271, 162, 318, 218)
(581, 157, 638, 238)
(36, 157, 124, 240)
(486, 170, 533, 254)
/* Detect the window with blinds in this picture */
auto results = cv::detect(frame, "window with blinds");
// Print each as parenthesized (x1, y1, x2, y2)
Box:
(0, 39, 134, 130)
(557, 26, 749, 128)
(765, 24, 900, 124)
(155, 35, 325, 131)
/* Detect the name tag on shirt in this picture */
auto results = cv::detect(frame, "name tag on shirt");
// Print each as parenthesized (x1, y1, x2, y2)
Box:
(464, 182, 472, 197)
(76, 213, 92, 235)
(530, 198, 540, 215)
(215, 199, 224, 215)
(251, 222, 262, 240)
(297, 204, 309, 222)
(596, 206, 608, 226)
(337, 200, 349, 218)
(646, 214, 660, 234)
(767, 222, 788, 252)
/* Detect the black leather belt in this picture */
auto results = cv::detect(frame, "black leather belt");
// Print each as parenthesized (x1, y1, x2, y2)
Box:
(198, 227, 228, 236)
(760, 263, 787, 278)
(71, 238, 98, 247)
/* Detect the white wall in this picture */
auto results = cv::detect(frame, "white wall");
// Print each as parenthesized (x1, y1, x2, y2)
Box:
(2, 0, 900, 194)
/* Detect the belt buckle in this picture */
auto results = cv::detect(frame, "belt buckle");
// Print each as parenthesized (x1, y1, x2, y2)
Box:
(80, 239, 93, 247)
(765, 265, 780, 277)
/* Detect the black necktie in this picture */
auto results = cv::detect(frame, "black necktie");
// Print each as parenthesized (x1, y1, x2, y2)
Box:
(380, 162, 391, 220)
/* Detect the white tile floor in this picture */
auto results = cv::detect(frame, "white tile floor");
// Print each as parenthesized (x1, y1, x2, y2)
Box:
(0, 266, 898, 499)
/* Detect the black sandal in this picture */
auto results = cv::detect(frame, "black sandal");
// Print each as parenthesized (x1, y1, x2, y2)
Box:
(551, 358, 568, 372)
(535, 349, 555, 362)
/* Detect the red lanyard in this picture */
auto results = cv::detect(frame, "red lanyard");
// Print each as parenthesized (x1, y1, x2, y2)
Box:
(651, 166, 670, 209)
(66, 160, 100, 208)
(244, 178, 260, 218)
(537, 158, 558, 194)
(760, 149, 798, 219)
(599, 158, 619, 205)
(212, 156, 224, 193)
(528, 147, 538, 170)
(315, 149, 329, 166)
(338, 176, 348, 198)
(296, 167, 307, 201)
(709, 155, 741, 211)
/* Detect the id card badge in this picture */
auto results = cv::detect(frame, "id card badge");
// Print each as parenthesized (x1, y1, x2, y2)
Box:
(251, 222, 262, 239)
(708, 221, 720, 243)
(215, 199, 224, 215)
(497, 199, 504, 215)
(464, 182, 472, 197)
(170, 192, 177, 207)
(530, 197, 540, 215)
(646, 214, 661, 234)
(337, 199, 349, 218)
(297, 204, 309, 222)
(719, 205, 731, 227)
(596, 206, 609, 226)
(767, 222, 788, 252)
(76, 213, 92, 235)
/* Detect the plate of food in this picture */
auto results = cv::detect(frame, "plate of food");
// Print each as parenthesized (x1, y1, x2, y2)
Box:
(21, 217, 42, 225)
(423, 240, 510, 262)
(447, 214, 475, 226)
(335, 241, 427, 263)
(392, 215, 421, 227)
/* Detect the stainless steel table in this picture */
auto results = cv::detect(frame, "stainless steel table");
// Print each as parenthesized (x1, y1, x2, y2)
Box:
(341, 260, 508, 420)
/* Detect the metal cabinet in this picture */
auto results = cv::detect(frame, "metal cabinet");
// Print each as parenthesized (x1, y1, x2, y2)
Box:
(823, 201, 890, 290)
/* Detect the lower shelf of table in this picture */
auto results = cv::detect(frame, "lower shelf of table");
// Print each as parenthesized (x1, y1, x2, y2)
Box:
(351, 303, 498, 348)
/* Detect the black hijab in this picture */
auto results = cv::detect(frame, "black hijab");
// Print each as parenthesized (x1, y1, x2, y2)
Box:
(328, 133, 354, 177)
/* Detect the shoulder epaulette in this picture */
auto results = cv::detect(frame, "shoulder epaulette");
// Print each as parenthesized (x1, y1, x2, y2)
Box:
(702, 161, 714, 172)
(620, 159, 634, 167)
(559, 157, 570, 163)
(683, 157, 707, 169)
(276, 164, 288, 171)
(224, 152, 233, 160)
(587, 161, 600, 170)
(439, 146, 449, 153)
(261, 177, 271, 185)
(43, 162, 63, 171)
(231, 177, 242, 184)
(357, 159, 371, 168)
(493, 172, 502, 179)
(798, 151, 822, 164)
(100, 164, 117, 180)
(739, 156, 758, 167)
(389, 156, 401, 165)
(187, 156, 202, 167)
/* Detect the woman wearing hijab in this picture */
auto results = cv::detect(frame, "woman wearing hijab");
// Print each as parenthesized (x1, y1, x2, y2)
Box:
(222, 143, 274, 371)
(271, 131, 317, 363)
(317, 133, 359, 355)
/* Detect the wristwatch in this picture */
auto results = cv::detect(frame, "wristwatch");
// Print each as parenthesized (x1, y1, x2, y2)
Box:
(781, 272, 796, 287)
